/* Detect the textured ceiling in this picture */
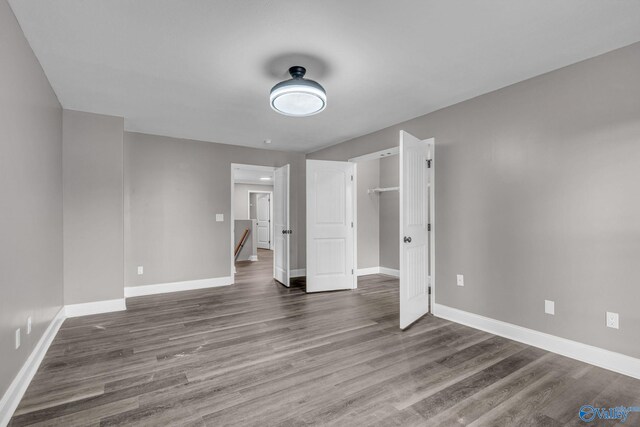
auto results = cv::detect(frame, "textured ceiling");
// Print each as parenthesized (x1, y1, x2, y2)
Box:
(9, 0, 640, 152)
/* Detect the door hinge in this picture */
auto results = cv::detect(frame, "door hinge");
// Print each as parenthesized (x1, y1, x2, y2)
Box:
(427, 224, 431, 232)
(428, 286, 432, 295)
(352, 269, 354, 275)
(351, 175, 354, 181)
(427, 159, 432, 168)
(351, 222, 354, 228)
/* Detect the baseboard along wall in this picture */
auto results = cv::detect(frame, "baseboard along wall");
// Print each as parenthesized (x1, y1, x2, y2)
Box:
(290, 269, 306, 278)
(433, 303, 640, 380)
(0, 308, 65, 426)
(125, 276, 233, 297)
(357, 266, 400, 277)
(65, 299, 126, 318)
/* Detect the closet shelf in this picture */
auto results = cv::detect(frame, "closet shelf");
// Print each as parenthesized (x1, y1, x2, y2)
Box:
(368, 186, 399, 194)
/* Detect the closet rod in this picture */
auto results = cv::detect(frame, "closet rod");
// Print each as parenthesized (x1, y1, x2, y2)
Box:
(368, 186, 399, 194)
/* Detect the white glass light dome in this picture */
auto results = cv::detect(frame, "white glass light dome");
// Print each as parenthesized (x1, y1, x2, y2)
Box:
(270, 66, 326, 117)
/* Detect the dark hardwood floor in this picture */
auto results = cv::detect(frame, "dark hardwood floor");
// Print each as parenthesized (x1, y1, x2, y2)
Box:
(10, 249, 640, 426)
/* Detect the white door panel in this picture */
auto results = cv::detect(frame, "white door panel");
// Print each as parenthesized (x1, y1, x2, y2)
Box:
(400, 131, 433, 329)
(256, 194, 270, 249)
(306, 160, 355, 293)
(273, 165, 290, 287)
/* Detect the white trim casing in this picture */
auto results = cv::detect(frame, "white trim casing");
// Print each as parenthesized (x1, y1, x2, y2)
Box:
(232, 163, 278, 282)
(290, 269, 306, 278)
(125, 276, 233, 297)
(357, 267, 380, 276)
(0, 308, 65, 426)
(352, 163, 358, 289)
(433, 304, 640, 380)
(249, 255, 258, 262)
(379, 267, 400, 277)
(356, 266, 400, 277)
(64, 299, 126, 318)
(234, 180, 274, 186)
(348, 146, 399, 163)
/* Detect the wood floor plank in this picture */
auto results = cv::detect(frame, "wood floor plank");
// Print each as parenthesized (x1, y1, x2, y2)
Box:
(9, 249, 640, 426)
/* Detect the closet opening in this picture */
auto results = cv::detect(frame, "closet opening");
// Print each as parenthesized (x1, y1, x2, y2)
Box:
(347, 132, 435, 329)
(350, 147, 400, 282)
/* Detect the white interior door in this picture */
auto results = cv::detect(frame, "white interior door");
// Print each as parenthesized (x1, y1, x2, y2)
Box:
(256, 194, 271, 249)
(273, 165, 290, 286)
(306, 160, 355, 292)
(400, 131, 433, 329)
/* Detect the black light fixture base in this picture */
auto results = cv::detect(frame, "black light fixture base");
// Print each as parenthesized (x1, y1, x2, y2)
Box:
(288, 66, 307, 79)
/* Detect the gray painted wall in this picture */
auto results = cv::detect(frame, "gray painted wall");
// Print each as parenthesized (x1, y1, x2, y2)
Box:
(0, 0, 63, 397)
(356, 159, 379, 269)
(234, 184, 273, 220)
(379, 155, 399, 270)
(125, 132, 305, 288)
(309, 42, 640, 358)
(63, 110, 124, 305)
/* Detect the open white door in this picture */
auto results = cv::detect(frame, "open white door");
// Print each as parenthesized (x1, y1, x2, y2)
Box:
(273, 165, 290, 286)
(400, 131, 433, 329)
(306, 160, 356, 293)
(256, 194, 271, 249)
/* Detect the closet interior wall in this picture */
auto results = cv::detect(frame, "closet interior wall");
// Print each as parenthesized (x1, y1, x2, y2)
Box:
(356, 155, 399, 275)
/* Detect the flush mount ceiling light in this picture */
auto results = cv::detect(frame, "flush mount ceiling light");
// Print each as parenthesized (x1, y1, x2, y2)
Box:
(259, 176, 272, 181)
(270, 66, 326, 117)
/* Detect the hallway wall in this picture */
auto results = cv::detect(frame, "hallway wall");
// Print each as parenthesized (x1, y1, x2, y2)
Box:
(125, 132, 306, 288)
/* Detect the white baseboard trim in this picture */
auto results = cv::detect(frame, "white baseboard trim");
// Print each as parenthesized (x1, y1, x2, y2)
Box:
(290, 269, 306, 278)
(0, 307, 65, 426)
(125, 276, 233, 298)
(249, 255, 258, 262)
(433, 303, 640, 380)
(65, 299, 127, 318)
(357, 266, 400, 277)
(357, 267, 380, 276)
(379, 267, 400, 277)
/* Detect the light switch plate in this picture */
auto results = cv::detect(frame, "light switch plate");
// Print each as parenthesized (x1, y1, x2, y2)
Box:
(456, 274, 464, 287)
(137, 266, 144, 275)
(545, 300, 555, 315)
(15, 328, 21, 349)
(606, 312, 619, 329)
(27, 316, 32, 334)
(216, 214, 224, 222)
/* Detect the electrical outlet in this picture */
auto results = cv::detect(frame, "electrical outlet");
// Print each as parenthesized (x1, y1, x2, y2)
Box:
(456, 274, 464, 287)
(27, 316, 32, 334)
(606, 312, 619, 329)
(545, 300, 555, 315)
(15, 328, 21, 349)
(137, 266, 144, 275)
(216, 214, 224, 222)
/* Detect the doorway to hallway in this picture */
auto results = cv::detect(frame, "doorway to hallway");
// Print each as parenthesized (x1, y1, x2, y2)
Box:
(249, 191, 272, 250)
(231, 163, 291, 287)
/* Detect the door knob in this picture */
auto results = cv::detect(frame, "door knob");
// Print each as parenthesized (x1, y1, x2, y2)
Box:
(403, 236, 412, 243)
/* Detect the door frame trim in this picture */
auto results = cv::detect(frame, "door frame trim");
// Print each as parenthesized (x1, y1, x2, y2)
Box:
(231, 163, 276, 282)
(348, 136, 435, 316)
(349, 147, 400, 292)
(247, 190, 274, 250)
(427, 139, 435, 314)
